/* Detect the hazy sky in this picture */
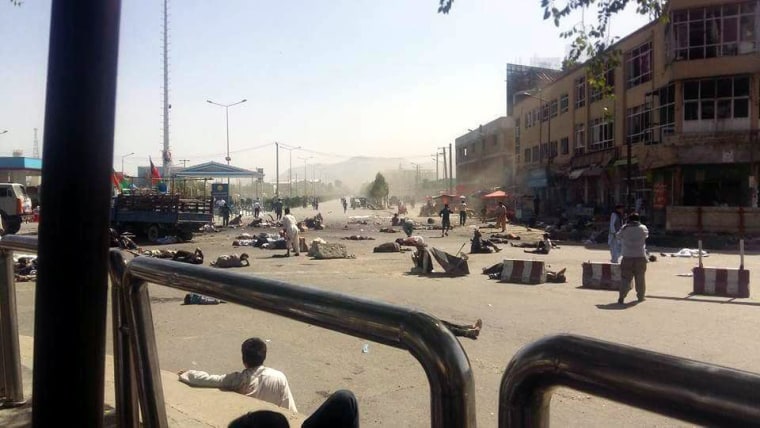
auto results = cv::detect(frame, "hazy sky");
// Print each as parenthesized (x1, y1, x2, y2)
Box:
(0, 1, 649, 179)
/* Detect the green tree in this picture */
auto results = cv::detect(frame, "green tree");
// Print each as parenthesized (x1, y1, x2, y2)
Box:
(367, 172, 389, 207)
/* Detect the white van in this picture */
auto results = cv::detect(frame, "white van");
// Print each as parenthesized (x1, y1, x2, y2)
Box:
(0, 183, 33, 234)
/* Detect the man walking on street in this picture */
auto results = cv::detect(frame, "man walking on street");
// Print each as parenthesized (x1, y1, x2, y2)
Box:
(617, 212, 649, 305)
(439, 203, 452, 237)
(496, 201, 508, 232)
(459, 199, 467, 226)
(609, 204, 624, 263)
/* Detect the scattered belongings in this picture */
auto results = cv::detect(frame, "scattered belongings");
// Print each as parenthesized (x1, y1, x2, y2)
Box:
(233, 239, 256, 247)
(348, 216, 371, 225)
(310, 242, 352, 259)
(211, 253, 250, 268)
(236, 233, 253, 240)
(183, 293, 223, 305)
(156, 235, 180, 245)
(373, 242, 402, 253)
(379, 227, 397, 233)
(659, 248, 709, 258)
(429, 247, 470, 276)
(341, 235, 375, 240)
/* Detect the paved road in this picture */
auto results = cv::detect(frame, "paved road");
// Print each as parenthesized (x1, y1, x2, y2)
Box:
(13, 200, 760, 426)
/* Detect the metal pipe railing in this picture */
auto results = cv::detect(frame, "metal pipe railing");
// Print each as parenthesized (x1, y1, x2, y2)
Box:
(0, 235, 37, 407)
(499, 334, 760, 427)
(108, 250, 139, 427)
(114, 253, 476, 428)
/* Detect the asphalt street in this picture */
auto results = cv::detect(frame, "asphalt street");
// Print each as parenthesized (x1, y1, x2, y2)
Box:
(13, 199, 760, 427)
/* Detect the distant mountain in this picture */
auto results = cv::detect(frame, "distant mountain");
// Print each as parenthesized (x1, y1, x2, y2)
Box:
(283, 156, 423, 194)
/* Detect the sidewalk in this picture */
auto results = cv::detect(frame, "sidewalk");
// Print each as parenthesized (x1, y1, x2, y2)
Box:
(1, 336, 305, 427)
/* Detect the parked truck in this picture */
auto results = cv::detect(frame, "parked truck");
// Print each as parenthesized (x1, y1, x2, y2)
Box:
(110, 193, 213, 242)
(0, 182, 33, 235)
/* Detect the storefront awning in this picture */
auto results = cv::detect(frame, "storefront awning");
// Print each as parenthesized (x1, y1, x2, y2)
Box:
(568, 168, 586, 180)
(613, 157, 639, 167)
(584, 167, 604, 177)
(526, 168, 547, 188)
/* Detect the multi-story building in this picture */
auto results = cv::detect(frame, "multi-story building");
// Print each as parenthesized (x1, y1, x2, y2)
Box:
(513, 0, 760, 226)
(455, 116, 515, 195)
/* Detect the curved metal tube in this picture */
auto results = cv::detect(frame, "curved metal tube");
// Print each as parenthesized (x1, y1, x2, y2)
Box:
(0, 235, 40, 253)
(123, 256, 476, 428)
(499, 334, 760, 427)
(0, 236, 36, 407)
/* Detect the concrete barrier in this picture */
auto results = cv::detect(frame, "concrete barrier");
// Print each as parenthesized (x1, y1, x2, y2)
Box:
(692, 267, 750, 298)
(581, 262, 622, 291)
(500, 259, 546, 284)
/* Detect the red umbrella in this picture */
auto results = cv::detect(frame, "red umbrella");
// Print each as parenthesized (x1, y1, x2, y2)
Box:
(483, 190, 508, 199)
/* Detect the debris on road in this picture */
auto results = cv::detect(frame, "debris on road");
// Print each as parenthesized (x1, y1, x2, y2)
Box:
(309, 242, 352, 259)
(211, 253, 251, 267)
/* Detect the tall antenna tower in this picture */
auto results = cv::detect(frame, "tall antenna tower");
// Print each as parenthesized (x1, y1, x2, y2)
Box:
(33, 128, 39, 158)
(161, 0, 173, 182)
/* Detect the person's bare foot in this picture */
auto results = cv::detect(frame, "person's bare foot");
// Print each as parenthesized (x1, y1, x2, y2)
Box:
(474, 319, 483, 330)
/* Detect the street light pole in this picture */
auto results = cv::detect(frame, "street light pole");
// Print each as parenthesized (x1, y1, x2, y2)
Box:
(120, 152, 134, 175)
(206, 98, 247, 180)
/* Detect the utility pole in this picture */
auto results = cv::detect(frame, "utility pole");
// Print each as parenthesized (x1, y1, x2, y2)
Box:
(440, 147, 448, 183)
(275, 142, 279, 197)
(162, 0, 172, 187)
(449, 142, 453, 195)
(435, 152, 439, 181)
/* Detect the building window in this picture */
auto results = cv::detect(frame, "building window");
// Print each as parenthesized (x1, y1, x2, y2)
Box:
(542, 104, 549, 122)
(574, 124, 586, 155)
(524, 113, 530, 128)
(549, 140, 558, 157)
(560, 94, 569, 113)
(590, 68, 615, 103)
(589, 118, 614, 151)
(672, 2, 758, 61)
(560, 137, 569, 155)
(550, 99, 559, 118)
(540, 143, 548, 159)
(651, 84, 676, 141)
(575, 77, 586, 108)
(683, 76, 750, 122)
(532, 146, 539, 162)
(626, 41, 653, 88)
(524, 148, 531, 163)
(626, 103, 652, 144)
(463, 147, 468, 157)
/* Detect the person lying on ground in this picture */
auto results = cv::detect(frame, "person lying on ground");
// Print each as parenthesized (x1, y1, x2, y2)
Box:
(441, 319, 483, 340)
(514, 233, 557, 254)
(229, 389, 358, 428)
(483, 262, 566, 283)
(178, 337, 297, 412)
(211, 253, 251, 268)
(470, 228, 502, 254)
(172, 248, 204, 264)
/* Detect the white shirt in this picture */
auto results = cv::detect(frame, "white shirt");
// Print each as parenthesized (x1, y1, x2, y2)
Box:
(179, 366, 297, 413)
(254, 201, 261, 209)
(282, 214, 299, 235)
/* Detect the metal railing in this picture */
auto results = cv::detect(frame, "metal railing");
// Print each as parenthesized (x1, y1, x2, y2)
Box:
(109, 250, 476, 428)
(499, 334, 760, 427)
(0, 235, 38, 408)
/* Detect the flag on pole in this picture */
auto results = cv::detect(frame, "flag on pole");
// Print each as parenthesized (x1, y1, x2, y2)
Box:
(112, 169, 121, 188)
(149, 157, 162, 184)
